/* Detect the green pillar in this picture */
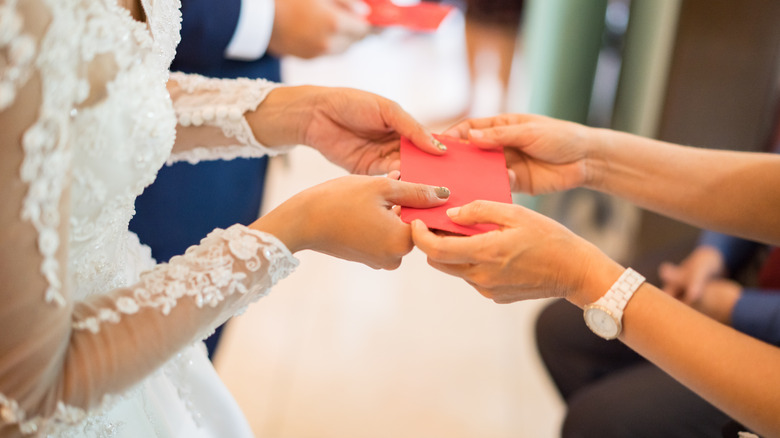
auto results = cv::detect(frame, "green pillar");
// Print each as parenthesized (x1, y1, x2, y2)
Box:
(523, 0, 608, 122)
(511, 0, 608, 208)
(612, 0, 682, 136)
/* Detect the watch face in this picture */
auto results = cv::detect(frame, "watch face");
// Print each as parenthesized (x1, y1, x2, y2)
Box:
(584, 306, 620, 339)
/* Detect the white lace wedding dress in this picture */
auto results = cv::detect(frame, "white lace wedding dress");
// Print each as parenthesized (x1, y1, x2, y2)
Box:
(0, 0, 298, 436)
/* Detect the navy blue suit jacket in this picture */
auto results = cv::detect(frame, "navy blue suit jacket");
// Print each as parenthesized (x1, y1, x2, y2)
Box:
(130, 0, 280, 263)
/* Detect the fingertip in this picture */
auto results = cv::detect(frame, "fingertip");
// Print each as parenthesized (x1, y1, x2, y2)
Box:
(446, 206, 461, 218)
(387, 159, 401, 173)
(407, 133, 446, 156)
(431, 137, 448, 154)
(411, 220, 434, 240)
(410, 220, 423, 241)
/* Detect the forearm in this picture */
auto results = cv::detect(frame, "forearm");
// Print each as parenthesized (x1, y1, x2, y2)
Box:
(567, 259, 780, 437)
(732, 290, 780, 346)
(621, 284, 780, 437)
(587, 128, 780, 245)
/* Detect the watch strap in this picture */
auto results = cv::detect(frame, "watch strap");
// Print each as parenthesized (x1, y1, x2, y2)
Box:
(589, 267, 646, 337)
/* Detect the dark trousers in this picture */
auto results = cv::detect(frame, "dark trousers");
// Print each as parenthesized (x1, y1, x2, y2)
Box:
(535, 299, 731, 438)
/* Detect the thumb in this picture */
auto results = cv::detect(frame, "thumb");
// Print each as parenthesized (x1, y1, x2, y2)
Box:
(468, 125, 525, 150)
(446, 200, 520, 227)
(384, 180, 451, 208)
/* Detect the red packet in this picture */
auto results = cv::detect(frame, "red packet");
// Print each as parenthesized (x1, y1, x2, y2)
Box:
(364, 0, 454, 32)
(400, 134, 512, 235)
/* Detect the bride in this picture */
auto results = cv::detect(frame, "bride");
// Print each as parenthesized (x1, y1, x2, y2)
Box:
(0, 0, 450, 436)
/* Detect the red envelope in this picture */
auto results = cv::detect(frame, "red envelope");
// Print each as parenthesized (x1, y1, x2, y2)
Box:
(400, 134, 512, 235)
(364, 0, 454, 32)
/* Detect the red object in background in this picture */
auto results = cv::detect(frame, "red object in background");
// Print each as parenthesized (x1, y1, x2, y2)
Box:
(759, 247, 780, 290)
(364, 0, 454, 32)
(400, 134, 512, 235)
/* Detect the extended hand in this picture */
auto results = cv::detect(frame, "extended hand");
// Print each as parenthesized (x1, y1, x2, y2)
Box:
(302, 87, 446, 174)
(252, 175, 450, 270)
(249, 86, 446, 175)
(689, 279, 742, 325)
(269, 0, 370, 58)
(410, 200, 623, 306)
(443, 114, 595, 194)
(658, 245, 726, 304)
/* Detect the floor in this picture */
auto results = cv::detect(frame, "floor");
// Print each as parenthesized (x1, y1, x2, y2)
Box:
(214, 10, 565, 438)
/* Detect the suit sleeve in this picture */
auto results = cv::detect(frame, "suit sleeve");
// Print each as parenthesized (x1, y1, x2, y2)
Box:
(698, 230, 764, 277)
(732, 290, 780, 346)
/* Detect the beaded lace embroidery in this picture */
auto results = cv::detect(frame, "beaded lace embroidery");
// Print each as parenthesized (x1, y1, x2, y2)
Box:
(72, 225, 299, 334)
(1, 0, 299, 435)
(168, 72, 291, 164)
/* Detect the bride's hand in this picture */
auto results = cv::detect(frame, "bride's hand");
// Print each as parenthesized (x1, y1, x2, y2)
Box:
(251, 175, 450, 270)
(248, 86, 447, 175)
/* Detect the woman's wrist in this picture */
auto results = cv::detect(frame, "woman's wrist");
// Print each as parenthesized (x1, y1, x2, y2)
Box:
(245, 85, 321, 148)
(249, 200, 310, 254)
(582, 126, 615, 193)
(565, 244, 626, 308)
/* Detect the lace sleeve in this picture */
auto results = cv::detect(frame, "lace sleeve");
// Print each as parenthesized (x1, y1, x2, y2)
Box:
(167, 72, 295, 164)
(0, 4, 299, 436)
(2, 221, 298, 435)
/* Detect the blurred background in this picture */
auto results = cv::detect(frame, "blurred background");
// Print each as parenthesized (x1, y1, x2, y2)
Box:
(213, 0, 780, 436)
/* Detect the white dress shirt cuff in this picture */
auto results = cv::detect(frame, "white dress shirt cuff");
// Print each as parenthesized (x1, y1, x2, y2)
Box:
(225, 0, 275, 61)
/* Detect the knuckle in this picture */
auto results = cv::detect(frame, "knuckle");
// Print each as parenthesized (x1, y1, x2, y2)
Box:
(493, 296, 512, 304)
(466, 200, 487, 216)
(413, 185, 433, 203)
(384, 258, 402, 271)
(385, 99, 402, 112)
(375, 176, 395, 193)
(424, 245, 445, 261)
(475, 287, 493, 300)
(470, 271, 497, 289)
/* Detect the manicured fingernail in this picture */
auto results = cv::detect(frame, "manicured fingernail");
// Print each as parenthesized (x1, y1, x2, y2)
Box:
(433, 138, 447, 151)
(446, 207, 461, 217)
(434, 186, 450, 199)
(468, 129, 484, 139)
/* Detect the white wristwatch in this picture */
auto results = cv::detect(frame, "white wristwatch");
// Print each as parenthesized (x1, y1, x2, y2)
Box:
(583, 268, 646, 340)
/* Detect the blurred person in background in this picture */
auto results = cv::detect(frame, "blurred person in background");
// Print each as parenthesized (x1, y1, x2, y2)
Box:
(463, 0, 524, 116)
